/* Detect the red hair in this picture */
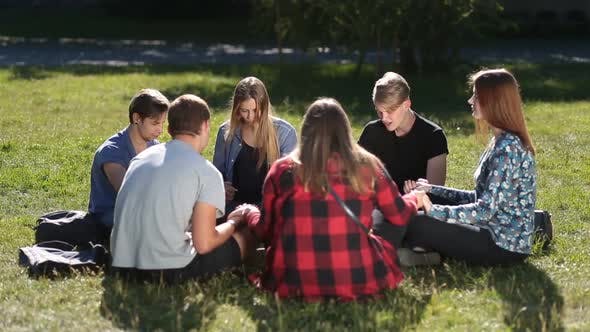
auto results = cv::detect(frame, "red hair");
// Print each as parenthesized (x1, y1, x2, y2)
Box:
(470, 68, 535, 155)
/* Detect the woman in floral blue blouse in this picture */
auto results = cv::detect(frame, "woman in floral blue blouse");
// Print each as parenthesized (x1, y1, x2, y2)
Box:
(404, 68, 536, 265)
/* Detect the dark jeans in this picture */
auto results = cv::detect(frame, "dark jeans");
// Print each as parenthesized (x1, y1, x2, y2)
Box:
(371, 193, 454, 247)
(111, 236, 242, 284)
(372, 192, 529, 266)
(404, 214, 528, 266)
(371, 210, 408, 248)
(94, 209, 114, 229)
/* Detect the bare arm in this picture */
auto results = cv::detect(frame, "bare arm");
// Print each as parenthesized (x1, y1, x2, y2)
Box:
(426, 153, 447, 186)
(102, 162, 126, 192)
(191, 202, 255, 254)
(191, 202, 236, 254)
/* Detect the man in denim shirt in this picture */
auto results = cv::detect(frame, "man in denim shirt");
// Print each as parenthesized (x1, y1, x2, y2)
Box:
(88, 89, 169, 228)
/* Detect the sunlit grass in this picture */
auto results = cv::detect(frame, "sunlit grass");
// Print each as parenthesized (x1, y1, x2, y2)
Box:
(1, 63, 589, 331)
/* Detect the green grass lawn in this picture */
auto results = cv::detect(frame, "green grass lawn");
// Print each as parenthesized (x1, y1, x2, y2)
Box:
(1, 63, 589, 331)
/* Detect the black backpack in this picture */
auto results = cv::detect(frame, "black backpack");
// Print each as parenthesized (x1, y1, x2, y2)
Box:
(19, 240, 108, 277)
(19, 210, 111, 277)
(34, 210, 109, 247)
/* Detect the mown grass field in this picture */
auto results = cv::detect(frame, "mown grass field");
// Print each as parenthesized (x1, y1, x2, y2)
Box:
(0, 63, 589, 331)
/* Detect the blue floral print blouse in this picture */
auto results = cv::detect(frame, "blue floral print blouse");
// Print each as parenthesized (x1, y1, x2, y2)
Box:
(427, 132, 537, 254)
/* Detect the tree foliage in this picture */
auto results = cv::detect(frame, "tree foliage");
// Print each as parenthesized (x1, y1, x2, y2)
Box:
(251, 0, 504, 75)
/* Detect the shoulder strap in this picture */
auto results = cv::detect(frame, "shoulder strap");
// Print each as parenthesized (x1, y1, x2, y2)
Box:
(327, 184, 371, 235)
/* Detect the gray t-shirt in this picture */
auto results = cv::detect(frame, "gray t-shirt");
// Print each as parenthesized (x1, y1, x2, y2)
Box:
(110, 139, 225, 269)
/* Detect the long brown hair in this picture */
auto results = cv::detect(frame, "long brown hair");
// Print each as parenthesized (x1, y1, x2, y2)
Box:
(225, 77, 279, 169)
(470, 68, 535, 155)
(293, 98, 382, 194)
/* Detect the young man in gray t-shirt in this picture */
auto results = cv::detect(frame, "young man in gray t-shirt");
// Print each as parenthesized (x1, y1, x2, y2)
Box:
(110, 94, 258, 283)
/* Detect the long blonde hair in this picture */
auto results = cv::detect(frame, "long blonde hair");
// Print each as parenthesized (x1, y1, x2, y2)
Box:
(470, 68, 535, 155)
(225, 77, 280, 169)
(294, 98, 382, 194)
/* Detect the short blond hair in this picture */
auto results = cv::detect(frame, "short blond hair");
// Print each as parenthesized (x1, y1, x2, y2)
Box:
(372, 72, 411, 107)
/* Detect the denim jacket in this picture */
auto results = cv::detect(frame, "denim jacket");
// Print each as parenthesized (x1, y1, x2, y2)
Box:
(427, 132, 537, 254)
(212, 117, 297, 182)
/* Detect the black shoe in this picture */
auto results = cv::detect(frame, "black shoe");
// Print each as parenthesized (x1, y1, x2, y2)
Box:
(397, 248, 441, 267)
(533, 210, 553, 249)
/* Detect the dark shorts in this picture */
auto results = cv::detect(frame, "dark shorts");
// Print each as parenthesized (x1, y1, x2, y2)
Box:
(111, 237, 242, 284)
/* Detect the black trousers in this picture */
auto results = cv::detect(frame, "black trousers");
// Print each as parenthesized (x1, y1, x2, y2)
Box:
(404, 214, 528, 266)
(111, 236, 242, 284)
(372, 194, 529, 266)
(371, 192, 453, 247)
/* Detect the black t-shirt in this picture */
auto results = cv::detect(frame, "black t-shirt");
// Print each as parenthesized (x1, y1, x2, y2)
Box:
(232, 142, 268, 205)
(358, 113, 448, 188)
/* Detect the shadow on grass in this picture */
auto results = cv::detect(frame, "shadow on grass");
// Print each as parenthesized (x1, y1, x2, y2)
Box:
(99, 259, 562, 330)
(100, 275, 216, 331)
(408, 261, 564, 331)
(235, 285, 432, 331)
(100, 269, 432, 331)
(8, 62, 590, 102)
(491, 264, 564, 331)
(160, 84, 236, 112)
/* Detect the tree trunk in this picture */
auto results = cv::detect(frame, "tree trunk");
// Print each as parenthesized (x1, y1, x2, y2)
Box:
(375, 27, 383, 77)
(274, 1, 283, 66)
(399, 45, 417, 74)
(354, 48, 367, 78)
(391, 32, 399, 68)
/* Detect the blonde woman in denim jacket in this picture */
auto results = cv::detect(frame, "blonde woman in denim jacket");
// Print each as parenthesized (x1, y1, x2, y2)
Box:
(213, 77, 297, 212)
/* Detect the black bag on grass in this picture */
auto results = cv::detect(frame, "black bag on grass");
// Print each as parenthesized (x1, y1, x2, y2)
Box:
(34, 210, 108, 247)
(533, 210, 553, 250)
(18, 240, 108, 277)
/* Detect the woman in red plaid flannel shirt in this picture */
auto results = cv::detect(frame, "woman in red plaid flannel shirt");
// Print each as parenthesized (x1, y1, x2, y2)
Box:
(245, 98, 426, 301)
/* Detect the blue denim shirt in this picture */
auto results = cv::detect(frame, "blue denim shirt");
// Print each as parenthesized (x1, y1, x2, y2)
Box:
(427, 132, 537, 254)
(212, 117, 297, 182)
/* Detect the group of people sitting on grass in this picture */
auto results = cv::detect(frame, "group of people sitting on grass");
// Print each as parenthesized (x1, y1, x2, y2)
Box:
(88, 68, 537, 301)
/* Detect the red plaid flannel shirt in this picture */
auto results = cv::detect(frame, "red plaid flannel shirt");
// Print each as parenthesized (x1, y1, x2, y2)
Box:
(246, 155, 417, 301)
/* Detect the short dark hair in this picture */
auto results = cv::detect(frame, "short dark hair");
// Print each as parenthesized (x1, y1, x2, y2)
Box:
(167, 94, 211, 137)
(128, 89, 170, 123)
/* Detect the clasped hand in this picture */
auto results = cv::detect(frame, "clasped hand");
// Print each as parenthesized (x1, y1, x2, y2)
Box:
(226, 203, 260, 226)
(404, 178, 433, 213)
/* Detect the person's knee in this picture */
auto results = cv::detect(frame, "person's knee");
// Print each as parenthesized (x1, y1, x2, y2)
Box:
(371, 209, 388, 233)
(407, 213, 435, 230)
(99, 210, 114, 228)
(232, 227, 256, 259)
(404, 214, 439, 248)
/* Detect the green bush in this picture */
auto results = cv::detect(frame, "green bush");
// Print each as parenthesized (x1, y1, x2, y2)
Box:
(252, 0, 505, 74)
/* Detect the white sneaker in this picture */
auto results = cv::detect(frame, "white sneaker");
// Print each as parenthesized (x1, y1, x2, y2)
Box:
(397, 248, 441, 267)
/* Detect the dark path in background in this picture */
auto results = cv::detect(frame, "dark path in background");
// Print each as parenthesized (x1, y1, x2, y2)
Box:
(1, 37, 589, 66)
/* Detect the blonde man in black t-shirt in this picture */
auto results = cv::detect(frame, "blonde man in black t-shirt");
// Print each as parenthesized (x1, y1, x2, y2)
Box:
(358, 72, 448, 190)
(358, 72, 449, 265)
